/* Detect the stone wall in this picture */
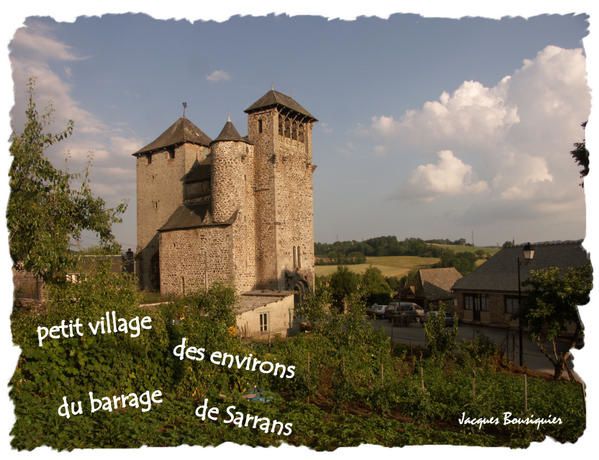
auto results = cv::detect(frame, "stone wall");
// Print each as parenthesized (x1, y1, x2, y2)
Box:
(158, 225, 234, 296)
(455, 291, 518, 327)
(247, 109, 315, 291)
(136, 143, 208, 290)
(247, 110, 278, 288)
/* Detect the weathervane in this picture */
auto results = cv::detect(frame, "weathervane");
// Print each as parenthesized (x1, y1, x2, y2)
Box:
(182, 101, 187, 118)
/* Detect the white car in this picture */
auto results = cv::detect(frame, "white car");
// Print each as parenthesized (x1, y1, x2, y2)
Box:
(367, 304, 387, 318)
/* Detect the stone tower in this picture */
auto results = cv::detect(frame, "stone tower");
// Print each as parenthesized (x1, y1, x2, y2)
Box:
(133, 117, 211, 290)
(245, 90, 317, 292)
(134, 89, 317, 297)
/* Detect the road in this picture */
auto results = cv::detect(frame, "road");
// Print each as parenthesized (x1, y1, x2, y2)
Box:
(369, 318, 578, 378)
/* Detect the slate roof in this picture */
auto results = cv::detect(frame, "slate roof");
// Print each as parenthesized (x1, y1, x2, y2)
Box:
(158, 203, 237, 232)
(452, 241, 589, 293)
(133, 117, 212, 156)
(418, 267, 462, 300)
(211, 119, 251, 145)
(244, 89, 317, 121)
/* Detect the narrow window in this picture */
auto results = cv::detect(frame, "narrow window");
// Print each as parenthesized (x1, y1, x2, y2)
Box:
(292, 121, 297, 140)
(297, 246, 301, 268)
(505, 296, 520, 315)
(147, 154, 152, 165)
(298, 123, 305, 143)
(278, 114, 283, 135)
(284, 118, 291, 138)
(167, 147, 175, 160)
(260, 312, 269, 332)
(258, 119, 263, 133)
(293, 246, 297, 269)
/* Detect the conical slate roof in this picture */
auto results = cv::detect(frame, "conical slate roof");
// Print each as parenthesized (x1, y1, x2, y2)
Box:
(211, 119, 251, 145)
(245, 89, 317, 121)
(133, 117, 212, 156)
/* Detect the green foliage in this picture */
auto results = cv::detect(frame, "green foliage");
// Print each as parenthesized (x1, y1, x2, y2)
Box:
(423, 303, 458, 356)
(329, 266, 360, 312)
(524, 264, 592, 379)
(360, 266, 392, 305)
(570, 121, 589, 186)
(10, 273, 587, 449)
(435, 250, 477, 275)
(8, 79, 126, 281)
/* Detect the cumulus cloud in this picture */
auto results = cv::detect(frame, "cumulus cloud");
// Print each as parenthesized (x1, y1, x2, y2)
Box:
(10, 21, 142, 244)
(371, 78, 519, 149)
(206, 69, 231, 82)
(399, 150, 488, 202)
(380, 45, 589, 226)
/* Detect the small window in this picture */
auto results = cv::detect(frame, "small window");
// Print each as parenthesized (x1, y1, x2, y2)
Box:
(293, 246, 297, 269)
(298, 124, 305, 143)
(147, 154, 152, 165)
(259, 312, 269, 333)
(152, 201, 158, 210)
(505, 296, 520, 315)
(291, 121, 298, 140)
(258, 119, 263, 133)
(284, 118, 291, 138)
(167, 147, 175, 160)
(464, 295, 473, 310)
(297, 246, 301, 268)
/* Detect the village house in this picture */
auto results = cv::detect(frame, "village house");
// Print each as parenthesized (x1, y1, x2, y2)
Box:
(398, 267, 462, 309)
(133, 89, 318, 338)
(451, 241, 589, 328)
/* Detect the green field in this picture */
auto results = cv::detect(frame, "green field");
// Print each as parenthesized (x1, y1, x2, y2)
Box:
(315, 255, 439, 277)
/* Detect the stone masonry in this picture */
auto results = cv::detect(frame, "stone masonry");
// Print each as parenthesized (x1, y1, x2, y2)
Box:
(134, 89, 317, 298)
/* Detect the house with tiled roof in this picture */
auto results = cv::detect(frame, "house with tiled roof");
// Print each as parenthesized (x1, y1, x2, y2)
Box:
(452, 241, 589, 327)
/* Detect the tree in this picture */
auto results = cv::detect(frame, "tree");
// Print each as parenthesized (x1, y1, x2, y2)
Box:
(524, 264, 592, 380)
(570, 121, 589, 187)
(329, 266, 360, 312)
(8, 79, 126, 282)
(360, 266, 392, 305)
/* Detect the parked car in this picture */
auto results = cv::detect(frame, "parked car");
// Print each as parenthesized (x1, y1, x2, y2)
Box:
(389, 302, 425, 325)
(367, 303, 387, 319)
(384, 302, 401, 320)
(424, 310, 457, 327)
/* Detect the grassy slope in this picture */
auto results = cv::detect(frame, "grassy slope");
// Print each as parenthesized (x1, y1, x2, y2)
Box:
(315, 256, 439, 277)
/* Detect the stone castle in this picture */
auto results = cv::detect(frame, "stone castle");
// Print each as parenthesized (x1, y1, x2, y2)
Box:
(134, 89, 317, 299)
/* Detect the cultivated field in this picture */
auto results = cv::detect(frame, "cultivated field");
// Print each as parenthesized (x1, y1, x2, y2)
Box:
(315, 255, 440, 278)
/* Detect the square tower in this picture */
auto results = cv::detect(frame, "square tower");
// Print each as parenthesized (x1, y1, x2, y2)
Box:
(245, 90, 317, 293)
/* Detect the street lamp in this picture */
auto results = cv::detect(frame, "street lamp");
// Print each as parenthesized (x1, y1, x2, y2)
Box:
(517, 242, 535, 366)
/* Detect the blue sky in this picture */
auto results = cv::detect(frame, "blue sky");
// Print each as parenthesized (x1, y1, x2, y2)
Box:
(9, 13, 591, 248)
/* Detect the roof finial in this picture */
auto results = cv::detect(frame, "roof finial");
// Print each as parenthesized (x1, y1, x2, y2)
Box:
(271, 83, 275, 91)
(227, 113, 231, 123)
(182, 101, 187, 118)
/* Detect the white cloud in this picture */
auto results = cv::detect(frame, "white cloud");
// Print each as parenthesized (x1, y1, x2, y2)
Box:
(379, 45, 589, 223)
(10, 21, 142, 236)
(400, 150, 488, 201)
(371, 79, 519, 149)
(11, 23, 83, 62)
(206, 69, 231, 82)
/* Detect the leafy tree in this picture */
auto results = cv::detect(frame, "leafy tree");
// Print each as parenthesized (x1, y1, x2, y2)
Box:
(570, 121, 589, 187)
(361, 266, 392, 305)
(423, 302, 458, 356)
(8, 79, 126, 281)
(435, 250, 477, 275)
(524, 264, 592, 380)
(329, 266, 360, 312)
(502, 241, 515, 248)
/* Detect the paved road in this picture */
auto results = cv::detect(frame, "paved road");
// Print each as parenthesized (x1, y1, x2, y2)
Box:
(370, 318, 576, 377)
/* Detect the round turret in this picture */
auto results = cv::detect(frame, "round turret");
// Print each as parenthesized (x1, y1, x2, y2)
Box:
(211, 118, 250, 223)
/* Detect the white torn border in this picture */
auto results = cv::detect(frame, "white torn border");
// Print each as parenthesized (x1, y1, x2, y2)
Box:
(0, 1, 597, 460)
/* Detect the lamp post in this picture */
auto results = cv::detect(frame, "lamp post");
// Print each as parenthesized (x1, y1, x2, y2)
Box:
(517, 242, 535, 367)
